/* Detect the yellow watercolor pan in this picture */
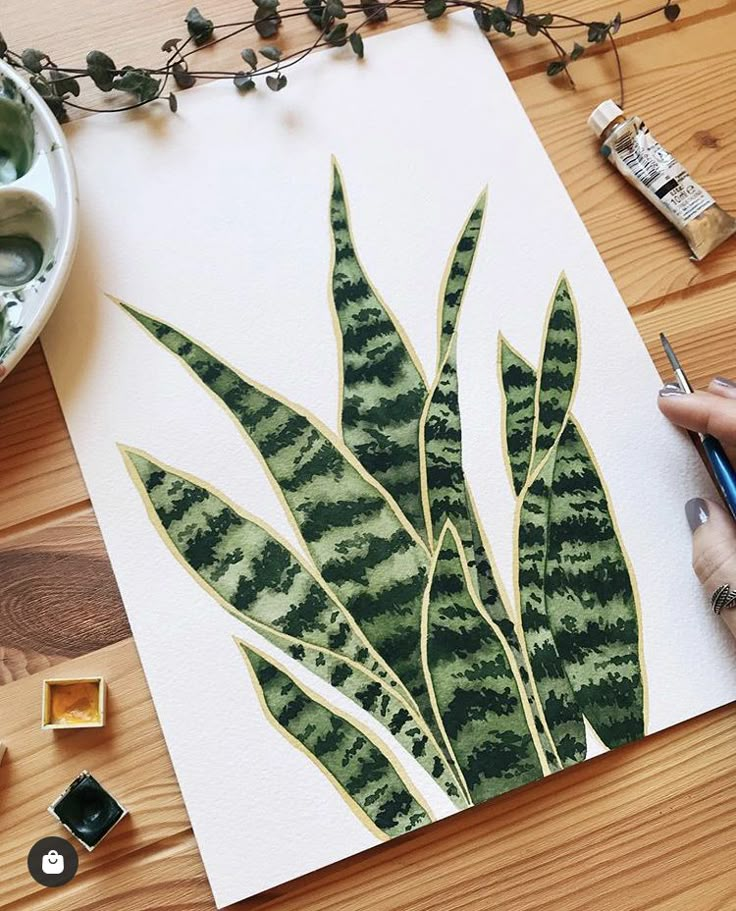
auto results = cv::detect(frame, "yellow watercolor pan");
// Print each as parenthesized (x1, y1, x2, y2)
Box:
(41, 677, 106, 730)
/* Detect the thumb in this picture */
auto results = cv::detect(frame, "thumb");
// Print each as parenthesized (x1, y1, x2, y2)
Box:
(687, 497, 736, 639)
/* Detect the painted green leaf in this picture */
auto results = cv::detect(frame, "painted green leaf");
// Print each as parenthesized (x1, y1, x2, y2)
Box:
(123, 448, 397, 675)
(437, 188, 486, 368)
(123, 448, 467, 806)
(517, 451, 586, 766)
(330, 163, 428, 541)
(505, 315, 644, 756)
(530, 275, 578, 472)
(261, 629, 468, 807)
(421, 337, 475, 559)
(421, 338, 518, 642)
(119, 303, 436, 726)
(240, 642, 432, 839)
(535, 420, 644, 749)
(422, 523, 543, 803)
(499, 335, 536, 496)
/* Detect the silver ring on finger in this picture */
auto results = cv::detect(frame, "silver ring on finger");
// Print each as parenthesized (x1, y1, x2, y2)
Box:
(711, 584, 736, 615)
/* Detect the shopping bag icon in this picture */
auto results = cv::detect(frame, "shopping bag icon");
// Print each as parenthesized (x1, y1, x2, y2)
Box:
(41, 850, 64, 875)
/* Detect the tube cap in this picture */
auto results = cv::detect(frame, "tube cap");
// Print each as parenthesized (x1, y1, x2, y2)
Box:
(587, 99, 624, 138)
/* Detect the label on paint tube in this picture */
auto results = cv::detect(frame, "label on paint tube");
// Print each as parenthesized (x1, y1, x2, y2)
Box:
(604, 117, 714, 227)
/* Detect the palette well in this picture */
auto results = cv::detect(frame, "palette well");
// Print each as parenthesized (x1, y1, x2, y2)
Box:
(48, 771, 127, 851)
(0, 60, 78, 382)
(41, 677, 106, 730)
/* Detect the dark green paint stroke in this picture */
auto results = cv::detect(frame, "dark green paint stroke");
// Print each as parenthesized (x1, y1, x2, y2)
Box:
(121, 305, 439, 737)
(422, 340, 519, 636)
(422, 338, 556, 765)
(518, 452, 586, 767)
(466, 492, 561, 772)
(330, 164, 428, 541)
(424, 525, 543, 803)
(499, 337, 536, 496)
(422, 337, 476, 566)
(437, 189, 486, 368)
(540, 420, 644, 748)
(531, 276, 578, 472)
(241, 644, 432, 838)
(125, 448, 468, 807)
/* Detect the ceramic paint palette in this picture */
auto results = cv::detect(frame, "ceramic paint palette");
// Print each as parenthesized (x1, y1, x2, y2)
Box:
(0, 59, 78, 382)
(48, 771, 127, 851)
(42, 677, 106, 730)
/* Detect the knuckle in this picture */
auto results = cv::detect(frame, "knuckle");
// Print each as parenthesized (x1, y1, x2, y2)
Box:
(692, 538, 736, 589)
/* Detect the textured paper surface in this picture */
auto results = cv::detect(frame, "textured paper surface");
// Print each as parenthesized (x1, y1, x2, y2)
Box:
(44, 14, 736, 907)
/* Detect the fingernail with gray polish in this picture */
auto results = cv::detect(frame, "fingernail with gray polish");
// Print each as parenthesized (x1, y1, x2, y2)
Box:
(713, 376, 736, 389)
(686, 497, 709, 532)
(659, 384, 685, 397)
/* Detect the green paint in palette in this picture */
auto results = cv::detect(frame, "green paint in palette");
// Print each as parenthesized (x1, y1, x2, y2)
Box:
(0, 89, 35, 185)
(0, 235, 44, 286)
(48, 771, 128, 851)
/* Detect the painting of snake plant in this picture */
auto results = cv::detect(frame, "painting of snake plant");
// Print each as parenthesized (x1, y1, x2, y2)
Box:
(119, 161, 645, 839)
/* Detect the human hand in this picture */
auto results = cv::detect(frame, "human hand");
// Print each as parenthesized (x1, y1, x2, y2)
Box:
(658, 377, 736, 637)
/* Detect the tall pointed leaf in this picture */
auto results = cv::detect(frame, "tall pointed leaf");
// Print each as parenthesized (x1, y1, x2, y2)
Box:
(240, 642, 432, 838)
(422, 523, 543, 803)
(330, 163, 428, 541)
(259, 629, 468, 807)
(536, 420, 644, 748)
(119, 302, 436, 724)
(420, 336, 475, 557)
(421, 339, 518, 639)
(530, 275, 578, 472)
(123, 448, 392, 675)
(124, 449, 467, 806)
(517, 453, 586, 767)
(499, 335, 536, 495)
(423, 328, 559, 772)
(437, 188, 486, 368)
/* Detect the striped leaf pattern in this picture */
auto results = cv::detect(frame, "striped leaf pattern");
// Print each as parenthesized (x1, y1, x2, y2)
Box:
(421, 337, 475, 559)
(125, 449, 467, 806)
(120, 304, 434, 724)
(120, 177, 648, 839)
(330, 163, 428, 541)
(124, 449, 392, 674)
(240, 642, 433, 839)
(530, 275, 578, 472)
(517, 452, 587, 766)
(534, 420, 644, 749)
(437, 189, 486, 368)
(423, 523, 543, 802)
(263, 630, 468, 807)
(499, 336, 536, 495)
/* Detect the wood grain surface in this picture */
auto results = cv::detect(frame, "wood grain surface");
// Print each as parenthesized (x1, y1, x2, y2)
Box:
(0, 0, 735, 908)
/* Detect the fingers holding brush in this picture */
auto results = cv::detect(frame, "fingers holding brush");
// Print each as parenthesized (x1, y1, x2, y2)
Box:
(658, 384, 736, 456)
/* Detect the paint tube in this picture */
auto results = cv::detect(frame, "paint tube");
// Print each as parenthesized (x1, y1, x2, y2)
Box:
(588, 100, 736, 261)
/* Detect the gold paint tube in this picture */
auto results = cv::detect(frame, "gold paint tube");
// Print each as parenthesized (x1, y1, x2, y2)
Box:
(588, 100, 736, 261)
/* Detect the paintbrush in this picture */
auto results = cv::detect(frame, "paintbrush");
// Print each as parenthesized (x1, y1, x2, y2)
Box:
(660, 333, 736, 521)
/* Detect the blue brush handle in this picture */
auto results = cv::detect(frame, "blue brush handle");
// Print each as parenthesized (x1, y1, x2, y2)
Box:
(702, 434, 736, 522)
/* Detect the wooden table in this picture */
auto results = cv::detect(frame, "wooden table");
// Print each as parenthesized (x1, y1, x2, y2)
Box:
(1, 1, 735, 908)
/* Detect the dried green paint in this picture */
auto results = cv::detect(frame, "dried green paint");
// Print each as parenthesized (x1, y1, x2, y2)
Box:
(241, 644, 432, 838)
(437, 189, 486, 368)
(125, 449, 467, 806)
(423, 526, 542, 802)
(330, 165, 428, 542)
(122, 306, 442, 741)
(530, 276, 578, 472)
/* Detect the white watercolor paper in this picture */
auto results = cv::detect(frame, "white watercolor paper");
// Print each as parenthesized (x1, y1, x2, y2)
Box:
(43, 13, 736, 907)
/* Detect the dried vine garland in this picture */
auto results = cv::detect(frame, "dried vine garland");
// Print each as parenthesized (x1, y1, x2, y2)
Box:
(0, 0, 681, 122)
